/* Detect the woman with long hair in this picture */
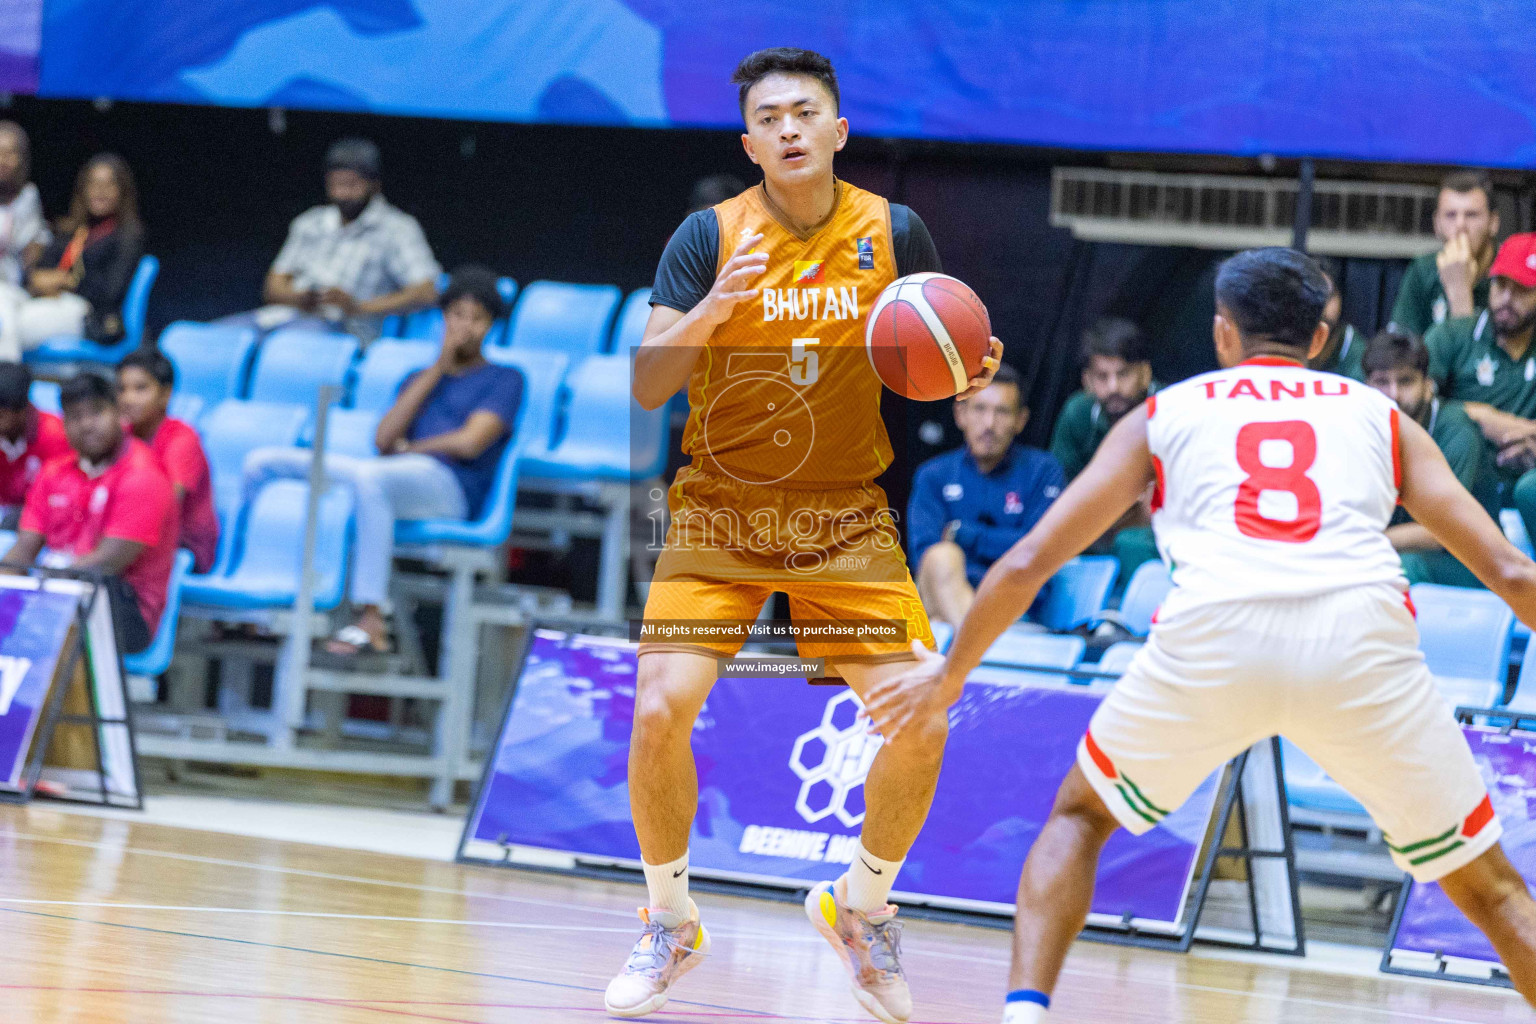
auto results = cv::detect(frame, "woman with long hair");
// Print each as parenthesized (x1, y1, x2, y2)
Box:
(0, 152, 144, 359)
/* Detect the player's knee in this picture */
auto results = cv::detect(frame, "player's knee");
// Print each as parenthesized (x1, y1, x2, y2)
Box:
(918, 541, 965, 583)
(631, 672, 699, 747)
(1051, 768, 1122, 841)
(1442, 846, 1530, 920)
(901, 707, 949, 759)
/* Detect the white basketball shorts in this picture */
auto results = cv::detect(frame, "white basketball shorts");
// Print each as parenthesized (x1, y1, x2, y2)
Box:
(1078, 583, 1500, 882)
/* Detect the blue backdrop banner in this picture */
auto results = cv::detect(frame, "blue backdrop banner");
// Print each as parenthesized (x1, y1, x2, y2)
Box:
(35, 0, 1536, 166)
(0, 0, 42, 94)
(464, 629, 1220, 926)
(0, 585, 78, 789)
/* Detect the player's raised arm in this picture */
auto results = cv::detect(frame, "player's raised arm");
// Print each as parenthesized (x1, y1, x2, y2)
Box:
(632, 232, 767, 409)
(863, 406, 1153, 740)
(1399, 412, 1536, 626)
(942, 406, 1156, 688)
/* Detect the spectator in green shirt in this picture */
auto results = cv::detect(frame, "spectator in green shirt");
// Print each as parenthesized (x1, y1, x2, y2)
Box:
(1389, 169, 1499, 338)
(1424, 232, 1536, 549)
(1308, 269, 1365, 380)
(1049, 317, 1158, 584)
(1364, 330, 1498, 588)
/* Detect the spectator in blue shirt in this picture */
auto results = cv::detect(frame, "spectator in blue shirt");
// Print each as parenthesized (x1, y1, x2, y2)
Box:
(908, 363, 1064, 625)
(244, 265, 523, 655)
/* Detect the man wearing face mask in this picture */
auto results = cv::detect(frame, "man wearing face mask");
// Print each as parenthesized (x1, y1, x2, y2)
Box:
(1364, 330, 1496, 587)
(254, 137, 440, 341)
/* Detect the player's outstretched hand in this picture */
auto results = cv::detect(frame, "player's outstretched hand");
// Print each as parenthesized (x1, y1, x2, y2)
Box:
(861, 639, 952, 744)
(953, 337, 1004, 402)
(699, 232, 768, 326)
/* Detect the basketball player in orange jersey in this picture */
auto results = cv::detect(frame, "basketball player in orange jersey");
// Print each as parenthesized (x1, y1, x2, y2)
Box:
(866, 248, 1536, 1023)
(605, 47, 1001, 1023)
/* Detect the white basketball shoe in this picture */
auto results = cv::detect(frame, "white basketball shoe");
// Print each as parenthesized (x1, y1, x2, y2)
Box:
(603, 899, 710, 1018)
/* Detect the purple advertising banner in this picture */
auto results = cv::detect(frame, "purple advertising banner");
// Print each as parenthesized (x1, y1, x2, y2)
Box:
(0, 586, 79, 789)
(1391, 726, 1536, 964)
(467, 630, 1220, 924)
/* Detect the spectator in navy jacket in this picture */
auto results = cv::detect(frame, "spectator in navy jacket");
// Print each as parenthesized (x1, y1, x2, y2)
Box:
(908, 363, 1064, 625)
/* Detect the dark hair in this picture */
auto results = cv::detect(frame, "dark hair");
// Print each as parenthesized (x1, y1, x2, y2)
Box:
(732, 48, 840, 119)
(0, 122, 31, 181)
(326, 137, 382, 180)
(60, 152, 140, 234)
(1362, 329, 1430, 378)
(1081, 318, 1149, 365)
(1440, 169, 1494, 208)
(687, 174, 747, 215)
(0, 362, 31, 411)
(980, 362, 1026, 406)
(118, 347, 176, 388)
(439, 264, 505, 321)
(1214, 248, 1332, 351)
(60, 371, 116, 410)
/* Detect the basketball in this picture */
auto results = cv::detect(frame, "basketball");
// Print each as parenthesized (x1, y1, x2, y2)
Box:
(865, 273, 993, 401)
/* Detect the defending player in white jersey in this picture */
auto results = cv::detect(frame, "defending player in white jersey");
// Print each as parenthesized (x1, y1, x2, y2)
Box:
(865, 248, 1536, 1022)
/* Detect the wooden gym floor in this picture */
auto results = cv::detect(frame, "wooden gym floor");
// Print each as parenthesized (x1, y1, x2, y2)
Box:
(0, 805, 1527, 1024)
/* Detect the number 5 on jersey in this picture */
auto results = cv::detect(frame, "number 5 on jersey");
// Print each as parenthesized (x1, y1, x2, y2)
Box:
(1234, 420, 1321, 543)
(790, 338, 819, 386)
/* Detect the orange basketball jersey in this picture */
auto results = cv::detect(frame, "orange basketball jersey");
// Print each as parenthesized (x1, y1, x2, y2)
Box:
(680, 181, 898, 489)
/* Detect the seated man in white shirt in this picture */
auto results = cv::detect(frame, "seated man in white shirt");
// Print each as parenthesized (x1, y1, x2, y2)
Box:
(230, 138, 441, 341)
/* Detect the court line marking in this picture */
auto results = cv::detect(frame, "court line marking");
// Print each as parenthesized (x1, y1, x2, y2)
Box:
(0, 828, 640, 918)
(0, 898, 642, 931)
(0, 827, 1507, 1021)
(0, 986, 899, 1023)
(0, 906, 934, 1024)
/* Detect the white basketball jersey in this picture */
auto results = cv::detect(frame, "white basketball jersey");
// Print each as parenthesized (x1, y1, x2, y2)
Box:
(1148, 357, 1407, 608)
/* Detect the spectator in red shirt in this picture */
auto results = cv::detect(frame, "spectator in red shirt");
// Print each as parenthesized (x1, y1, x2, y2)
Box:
(116, 349, 219, 573)
(3, 373, 176, 654)
(0, 361, 70, 527)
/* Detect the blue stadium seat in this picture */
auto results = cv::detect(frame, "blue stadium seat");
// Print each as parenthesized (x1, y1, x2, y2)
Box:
(168, 393, 205, 426)
(1508, 642, 1536, 714)
(484, 348, 570, 457)
(182, 479, 353, 611)
(159, 321, 260, 408)
(519, 355, 666, 479)
(930, 620, 954, 654)
(124, 549, 194, 678)
(1503, 509, 1534, 559)
(1281, 738, 1369, 816)
(1097, 641, 1143, 676)
(1033, 555, 1119, 632)
(321, 408, 383, 459)
(1108, 560, 1173, 636)
(504, 281, 621, 357)
(978, 627, 1085, 688)
(349, 339, 437, 412)
(247, 328, 358, 410)
(199, 399, 311, 525)
(28, 380, 59, 414)
(25, 255, 158, 366)
(380, 271, 449, 340)
(1410, 583, 1513, 704)
(610, 287, 653, 353)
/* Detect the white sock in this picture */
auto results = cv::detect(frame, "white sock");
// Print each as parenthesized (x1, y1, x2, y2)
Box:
(641, 851, 691, 919)
(1002, 991, 1049, 1023)
(843, 840, 903, 913)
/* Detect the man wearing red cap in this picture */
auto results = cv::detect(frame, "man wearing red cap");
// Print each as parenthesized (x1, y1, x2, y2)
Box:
(1424, 231, 1536, 543)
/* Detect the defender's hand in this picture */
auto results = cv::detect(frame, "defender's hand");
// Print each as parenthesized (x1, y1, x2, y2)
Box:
(697, 232, 768, 326)
(861, 640, 953, 744)
(954, 338, 1004, 402)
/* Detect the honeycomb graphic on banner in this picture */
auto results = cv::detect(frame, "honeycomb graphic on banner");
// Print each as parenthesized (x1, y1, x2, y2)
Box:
(790, 691, 884, 827)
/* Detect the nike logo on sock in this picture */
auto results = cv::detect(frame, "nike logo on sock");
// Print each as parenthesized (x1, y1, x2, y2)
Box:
(673, 866, 688, 878)
(860, 857, 883, 876)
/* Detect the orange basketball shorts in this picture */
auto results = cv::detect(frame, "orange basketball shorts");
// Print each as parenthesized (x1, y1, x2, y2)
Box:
(639, 465, 934, 664)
